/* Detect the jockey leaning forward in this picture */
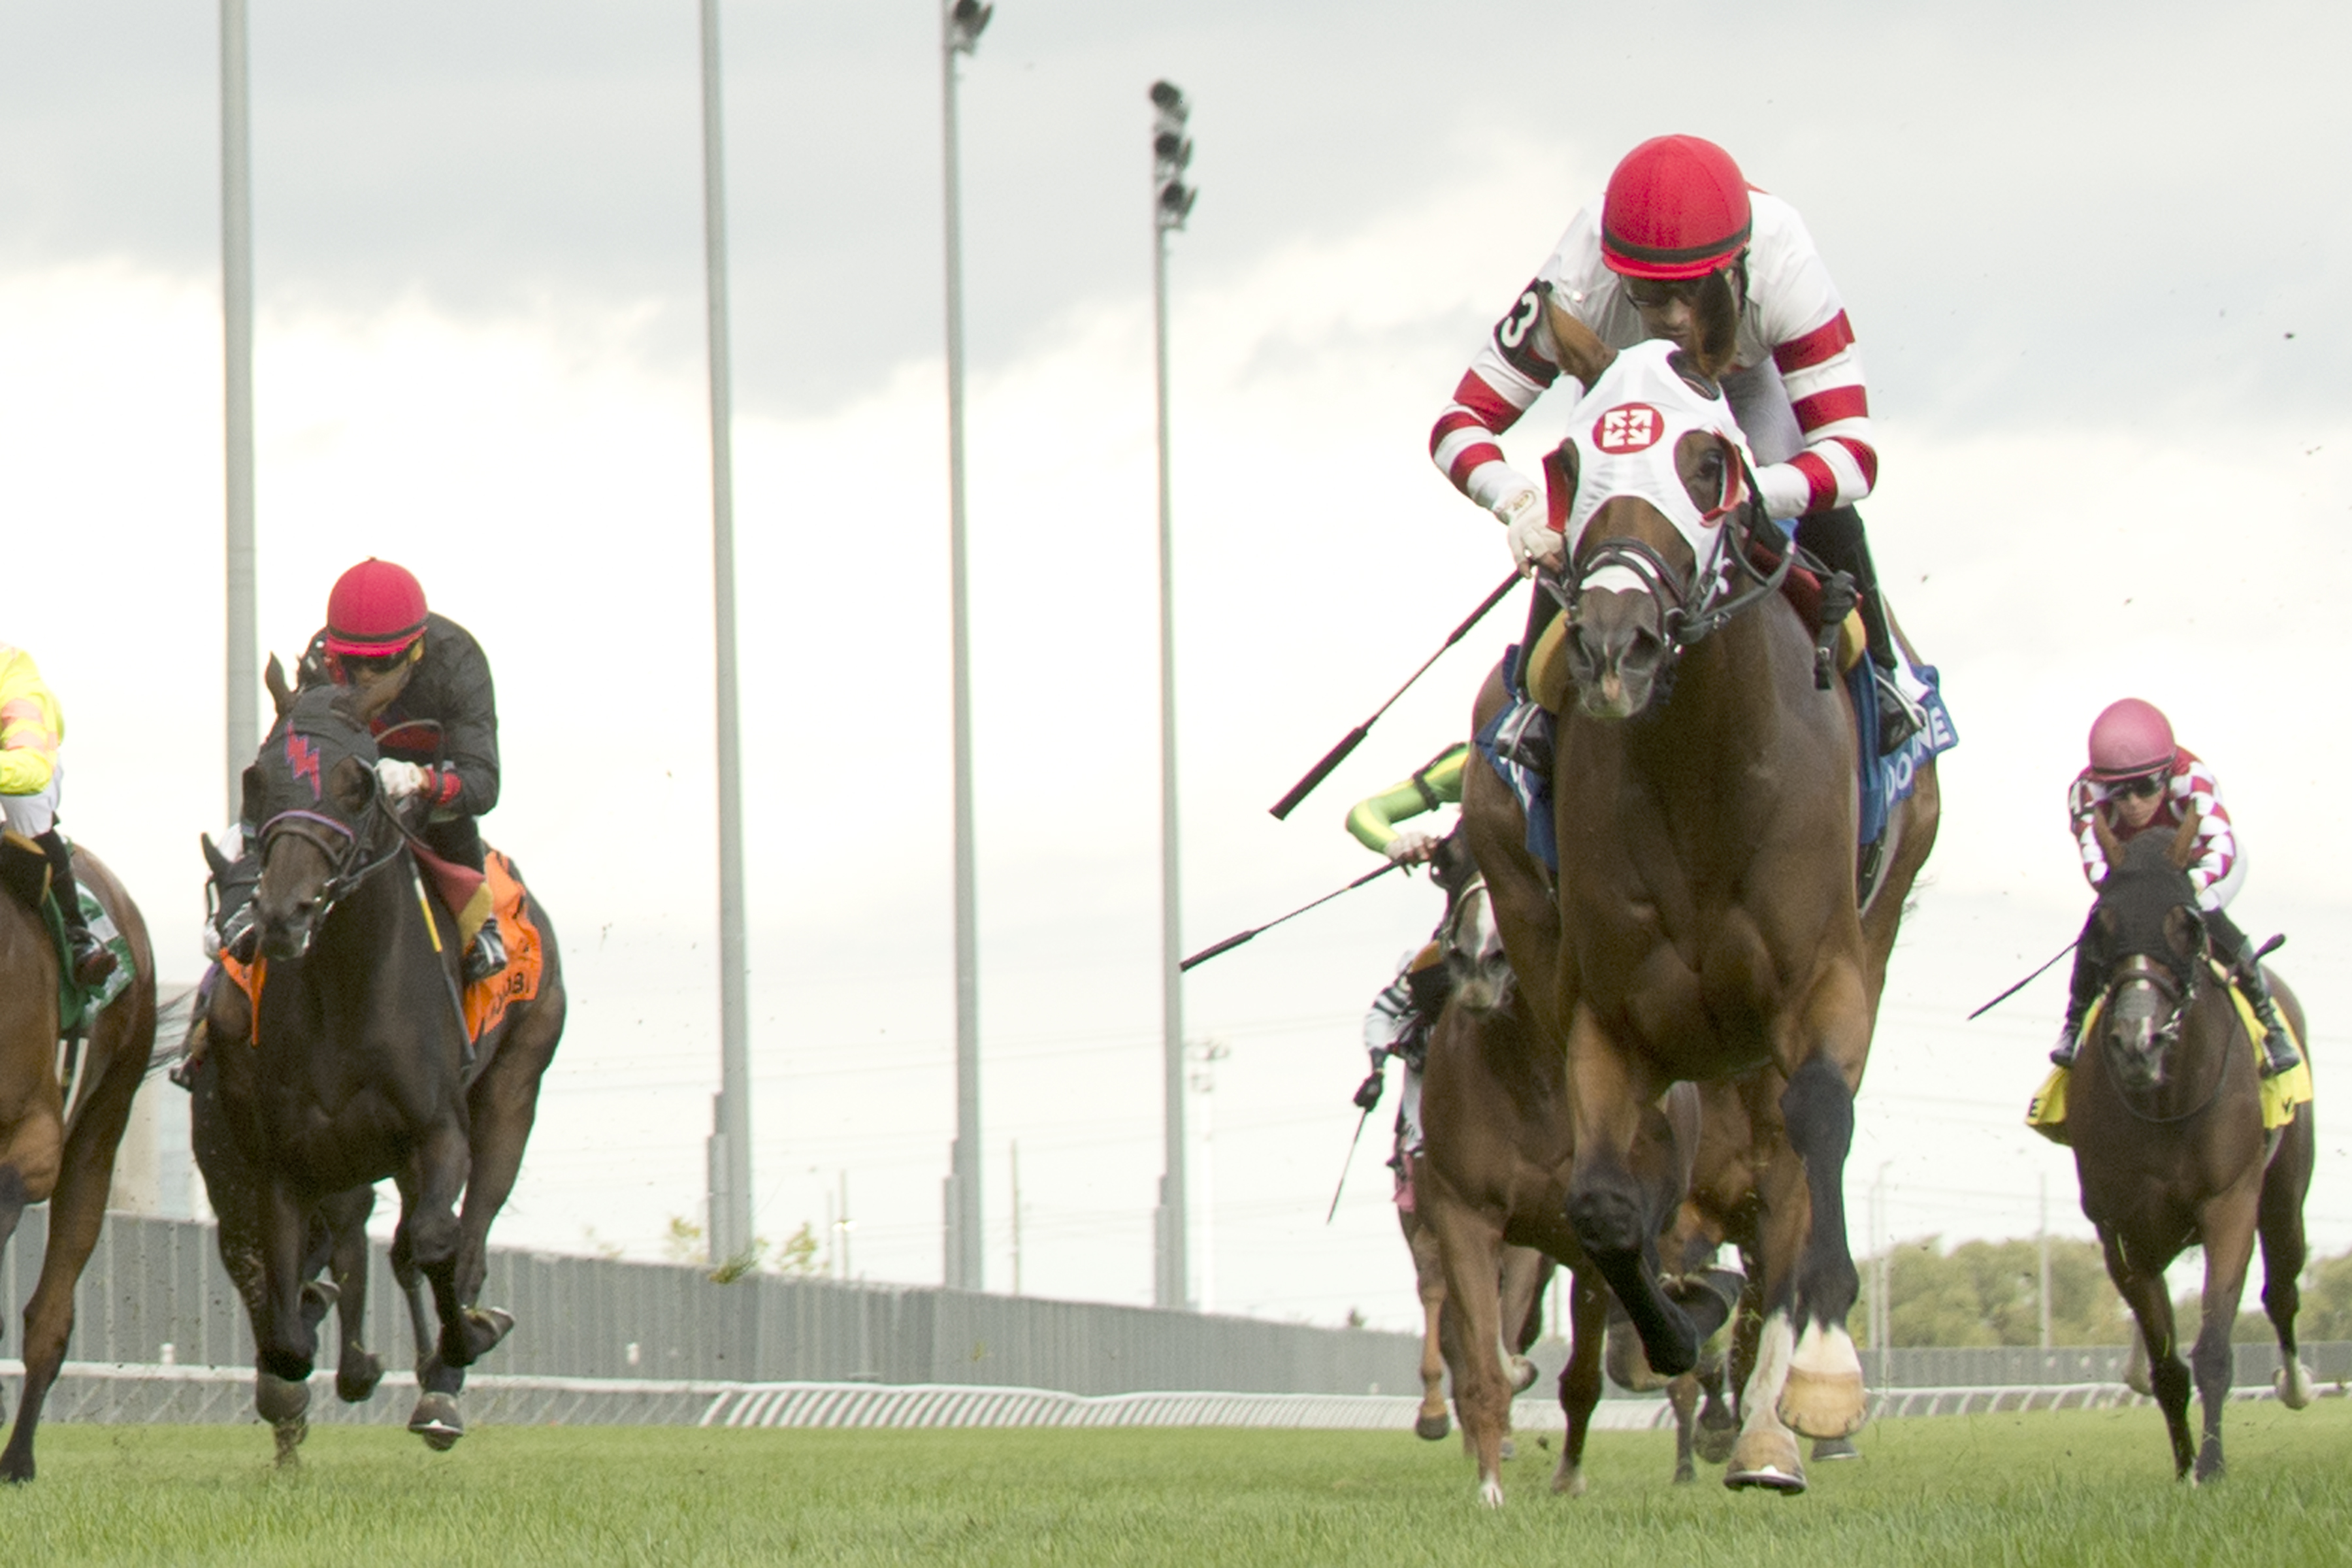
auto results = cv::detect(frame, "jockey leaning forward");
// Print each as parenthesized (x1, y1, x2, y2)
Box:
(2051, 697, 2298, 1079)
(1429, 133, 1919, 751)
(0, 644, 116, 988)
(1348, 742, 1470, 1192)
(210, 558, 508, 985)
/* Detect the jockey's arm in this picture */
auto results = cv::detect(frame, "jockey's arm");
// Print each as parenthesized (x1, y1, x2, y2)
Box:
(1743, 199, 1879, 521)
(0, 653, 60, 796)
(1345, 743, 1468, 857)
(431, 625, 501, 819)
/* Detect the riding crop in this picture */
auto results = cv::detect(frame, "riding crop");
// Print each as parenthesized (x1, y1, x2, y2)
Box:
(1267, 571, 1521, 820)
(1178, 861, 1403, 972)
(1966, 938, 2078, 1020)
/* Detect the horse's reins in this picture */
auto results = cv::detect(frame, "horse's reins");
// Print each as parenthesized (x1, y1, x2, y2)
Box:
(2095, 951, 2234, 1127)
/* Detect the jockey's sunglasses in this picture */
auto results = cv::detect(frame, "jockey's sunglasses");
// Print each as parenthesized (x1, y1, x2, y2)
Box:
(2114, 774, 2166, 801)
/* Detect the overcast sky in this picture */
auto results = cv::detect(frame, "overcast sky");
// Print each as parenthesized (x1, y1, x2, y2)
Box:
(3, 1, 2348, 1333)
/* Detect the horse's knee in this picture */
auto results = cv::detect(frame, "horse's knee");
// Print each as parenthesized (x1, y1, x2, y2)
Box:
(1778, 1056, 1854, 1156)
(1565, 1179, 1647, 1258)
(406, 1213, 460, 1268)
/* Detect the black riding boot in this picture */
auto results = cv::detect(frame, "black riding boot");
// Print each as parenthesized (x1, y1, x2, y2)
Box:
(2207, 911, 2299, 1077)
(35, 829, 114, 988)
(2050, 917, 2102, 1068)
(1793, 506, 1919, 754)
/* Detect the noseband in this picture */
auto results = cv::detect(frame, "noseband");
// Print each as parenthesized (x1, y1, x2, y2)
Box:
(258, 792, 406, 919)
(1541, 485, 1792, 664)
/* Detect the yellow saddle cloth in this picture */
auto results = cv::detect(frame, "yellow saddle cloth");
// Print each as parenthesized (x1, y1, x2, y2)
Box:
(2026, 981, 2313, 1147)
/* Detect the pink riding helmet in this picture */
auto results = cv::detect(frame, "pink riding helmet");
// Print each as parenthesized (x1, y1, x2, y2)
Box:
(2087, 698, 2176, 781)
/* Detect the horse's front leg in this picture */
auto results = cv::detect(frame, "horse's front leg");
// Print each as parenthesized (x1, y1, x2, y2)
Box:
(255, 1177, 318, 1384)
(2100, 1224, 2195, 1478)
(1770, 1050, 1869, 1440)
(1560, 1011, 1705, 1375)
(1420, 1166, 1512, 1507)
(2189, 1183, 2263, 1484)
(1403, 1210, 1451, 1441)
(319, 1186, 384, 1403)
(1553, 1267, 1608, 1497)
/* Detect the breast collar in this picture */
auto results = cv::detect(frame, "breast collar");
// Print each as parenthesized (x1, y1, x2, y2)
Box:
(1560, 340, 1755, 594)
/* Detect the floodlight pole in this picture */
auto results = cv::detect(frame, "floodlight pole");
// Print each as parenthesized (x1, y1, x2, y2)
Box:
(1148, 81, 1198, 1312)
(940, 0, 992, 1294)
(697, 0, 754, 1267)
(220, 0, 256, 815)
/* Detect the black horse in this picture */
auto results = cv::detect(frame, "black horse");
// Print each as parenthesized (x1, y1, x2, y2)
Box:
(2067, 809, 2315, 1482)
(194, 655, 565, 1457)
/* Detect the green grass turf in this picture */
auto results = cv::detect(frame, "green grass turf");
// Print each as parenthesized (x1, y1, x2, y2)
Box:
(1, 1399, 2345, 1566)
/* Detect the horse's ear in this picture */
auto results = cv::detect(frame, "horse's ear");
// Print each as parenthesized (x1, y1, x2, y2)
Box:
(1542, 290, 1618, 389)
(2166, 808, 2202, 872)
(264, 654, 294, 718)
(2091, 811, 2125, 879)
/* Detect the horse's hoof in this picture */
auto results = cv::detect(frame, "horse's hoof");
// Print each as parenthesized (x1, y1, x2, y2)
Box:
(2276, 1364, 2315, 1411)
(1507, 1354, 1538, 1395)
(337, 1352, 385, 1405)
(462, 1306, 515, 1359)
(1477, 1476, 1505, 1509)
(1414, 1411, 1450, 1441)
(1695, 1417, 1739, 1465)
(1551, 1463, 1586, 1498)
(1811, 1436, 1861, 1462)
(270, 1417, 306, 1468)
(1779, 1322, 1867, 1439)
(300, 1279, 340, 1317)
(409, 1392, 464, 1451)
(254, 1371, 311, 1425)
(1725, 1429, 1805, 1494)
(1673, 1463, 1695, 1485)
(2194, 1449, 2224, 1485)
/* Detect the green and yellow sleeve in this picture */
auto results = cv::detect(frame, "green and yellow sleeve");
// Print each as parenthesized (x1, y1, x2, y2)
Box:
(1343, 742, 1468, 854)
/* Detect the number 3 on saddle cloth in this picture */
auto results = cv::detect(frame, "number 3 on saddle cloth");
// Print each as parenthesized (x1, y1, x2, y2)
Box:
(216, 846, 545, 1049)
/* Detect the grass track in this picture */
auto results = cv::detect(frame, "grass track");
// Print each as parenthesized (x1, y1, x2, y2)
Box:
(2, 1399, 2346, 1565)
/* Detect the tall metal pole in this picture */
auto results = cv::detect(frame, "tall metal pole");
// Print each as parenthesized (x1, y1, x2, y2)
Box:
(1148, 82, 1197, 1311)
(940, 0, 992, 1294)
(698, 0, 753, 1267)
(220, 0, 256, 815)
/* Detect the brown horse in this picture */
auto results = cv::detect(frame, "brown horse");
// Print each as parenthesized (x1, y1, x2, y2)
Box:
(2067, 809, 2315, 1482)
(1463, 319, 1939, 1494)
(1414, 864, 1748, 1504)
(1399, 1207, 1548, 1443)
(0, 845, 155, 1481)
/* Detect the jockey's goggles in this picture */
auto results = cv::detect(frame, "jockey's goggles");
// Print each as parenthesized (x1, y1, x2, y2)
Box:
(2113, 773, 2166, 801)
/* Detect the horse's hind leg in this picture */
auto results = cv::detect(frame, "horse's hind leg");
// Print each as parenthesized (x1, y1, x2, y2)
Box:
(2260, 1107, 2315, 1409)
(1669, 1371, 1701, 1484)
(1553, 1267, 1607, 1497)
(321, 1187, 384, 1403)
(1769, 1050, 1868, 1443)
(449, 985, 563, 1359)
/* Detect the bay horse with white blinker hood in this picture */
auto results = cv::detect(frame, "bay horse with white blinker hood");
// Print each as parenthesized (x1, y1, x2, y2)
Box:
(1463, 314, 1939, 1494)
(2066, 808, 2314, 1482)
(195, 653, 564, 1458)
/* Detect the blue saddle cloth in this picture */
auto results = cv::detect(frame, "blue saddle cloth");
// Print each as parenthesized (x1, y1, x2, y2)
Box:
(1473, 647, 1959, 875)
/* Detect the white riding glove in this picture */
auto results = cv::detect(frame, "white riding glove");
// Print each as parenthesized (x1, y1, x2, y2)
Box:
(374, 760, 433, 802)
(1384, 830, 1438, 866)
(1497, 487, 1561, 576)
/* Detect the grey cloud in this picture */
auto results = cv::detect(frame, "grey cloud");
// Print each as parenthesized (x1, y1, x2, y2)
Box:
(2, 1, 2344, 431)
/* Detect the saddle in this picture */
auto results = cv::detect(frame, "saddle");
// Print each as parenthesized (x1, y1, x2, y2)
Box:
(0, 831, 131, 1038)
(217, 845, 546, 1051)
(2025, 970, 2313, 1147)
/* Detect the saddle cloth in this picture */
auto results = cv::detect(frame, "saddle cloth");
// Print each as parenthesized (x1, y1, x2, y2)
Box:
(2025, 980, 2313, 1147)
(220, 846, 545, 1049)
(0, 830, 135, 1037)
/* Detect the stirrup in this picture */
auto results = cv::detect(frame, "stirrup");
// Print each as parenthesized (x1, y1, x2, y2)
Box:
(1872, 668, 1922, 755)
(67, 930, 116, 990)
(463, 919, 508, 986)
(1492, 696, 1554, 777)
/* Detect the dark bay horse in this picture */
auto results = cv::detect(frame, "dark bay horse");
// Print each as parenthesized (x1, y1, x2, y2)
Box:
(2067, 809, 2314, 1482)
(1415, 862, 1748, 1505)
(0, 845, 154, 1481)
(1463, 321, 1938, 1494)
(197, 655, 565, 1457)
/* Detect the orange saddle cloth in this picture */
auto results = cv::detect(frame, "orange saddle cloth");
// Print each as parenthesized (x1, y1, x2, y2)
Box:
(224, 845, 545, 1048)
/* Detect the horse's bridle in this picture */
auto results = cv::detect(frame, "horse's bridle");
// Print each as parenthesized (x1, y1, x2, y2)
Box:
(257, 787, 408, 928)
(2097, 947, 2230, 1125)
(1539, 475, 1792, 664)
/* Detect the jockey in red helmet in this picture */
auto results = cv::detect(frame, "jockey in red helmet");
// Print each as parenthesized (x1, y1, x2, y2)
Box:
(2050, 698, 2298, 1077)
(1429, 134, 1919, 751)
(208, 560, 507, 986)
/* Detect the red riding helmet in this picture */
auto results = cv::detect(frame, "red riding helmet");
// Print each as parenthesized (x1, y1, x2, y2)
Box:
(323, 558, 429, 658)
(1601, 135, 1754, 281)
(2087, 698, 2177, 781)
